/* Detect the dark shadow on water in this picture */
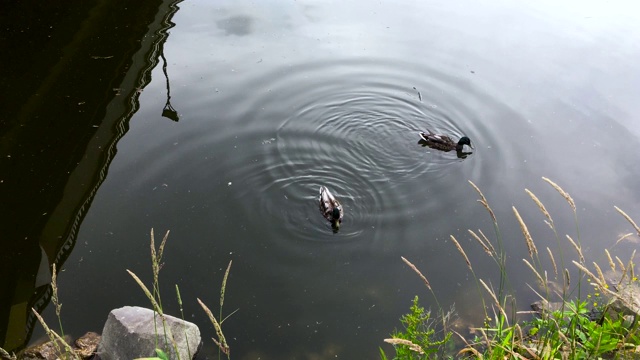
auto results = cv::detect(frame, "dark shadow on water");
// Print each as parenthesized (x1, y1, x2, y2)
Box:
(0, 0, 183, 352)
(161, 52, 179, 122)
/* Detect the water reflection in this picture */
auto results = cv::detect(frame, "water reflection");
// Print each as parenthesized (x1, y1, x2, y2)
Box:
(0, 0, 183, 352)
(161, 53, 180, 122)
(217, 15, 254, 36)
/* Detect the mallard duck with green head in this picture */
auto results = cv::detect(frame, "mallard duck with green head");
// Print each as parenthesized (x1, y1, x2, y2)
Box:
(319, 186, 343, 230)
(419, 130, 473, 151)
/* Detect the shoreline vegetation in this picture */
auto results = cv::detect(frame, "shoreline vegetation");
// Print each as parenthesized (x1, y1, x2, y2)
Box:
(382, 178, 640, 359)
(2, 178, 639, 360)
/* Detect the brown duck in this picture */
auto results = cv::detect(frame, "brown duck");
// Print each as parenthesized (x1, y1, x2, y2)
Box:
(419, 130, 473, 151)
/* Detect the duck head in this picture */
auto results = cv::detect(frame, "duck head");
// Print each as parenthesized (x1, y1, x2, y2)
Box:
(457, 136, 473, 150)
(332, 207, 341, 221)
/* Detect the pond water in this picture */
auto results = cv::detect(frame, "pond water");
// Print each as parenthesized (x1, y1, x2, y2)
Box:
(4, 0, 640, 358)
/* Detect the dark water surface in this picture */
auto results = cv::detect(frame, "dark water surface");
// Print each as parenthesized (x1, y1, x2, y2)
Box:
(2, 0, 640, 358)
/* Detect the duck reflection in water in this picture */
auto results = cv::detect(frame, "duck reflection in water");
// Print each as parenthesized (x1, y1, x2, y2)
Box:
(319, 186, 343, 233)
(418, 130, 473, 159)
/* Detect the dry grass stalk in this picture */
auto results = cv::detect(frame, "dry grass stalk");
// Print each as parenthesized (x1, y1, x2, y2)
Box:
(546, 247, 558, 277)
(514, 323, 524, 342)
(0, 347, 16, 360)
(571, 261, 602, 287)
(31, 309, 79, 360)
(542, 177, 576, 212)
(197, 298, 230, 355)
(525, 189, 554, 227)
(605, 249, 616, 272)
(220, 260, 232, 314)
(51, 264, 62, 318)
(616, 256, 627, 274)
(593, 262, 607, 286)
(477, 327, 491, 353)
(523, 259, 545, 286)
(520, 344, 541, 359)
(450, 235, 472, 271)
(150, 229, 159, 285)
(615, 206, 640, 236)
(467, 180, 487, 205)
(469, 229, 493, 257)
(616, 233, 635, 245)
(565, 235, 584, 264)
(457, 345, 483, 358)
(469, 180, 497, 224)
(550, 317, 571, 345)
(401, 257, 432, 291)
(617, 251, 637, 284)
(159, 229, 170, 258)
(479, 229, 497, 254)
(452, 330, 484, 359)
(150, 229, 170, 289)
(564, 268, 570, 290)
(513, 206, 537, 258)
(571, 261, 617, 298)
(627, 250, 636, 280)
(150, 228, 156, 264)
(383, 338, 425, 354)
(176, 285, 183, 309)
(126, 269, 163, 315)
(479, 279, 509, 324)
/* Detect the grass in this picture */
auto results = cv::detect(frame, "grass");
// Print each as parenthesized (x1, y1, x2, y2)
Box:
(28, 263, 80, 360)
(127, 228, 235, 359)
(383, 177, 640, 359)
(16, 228, 235, 360)
(381, 296, 454, 359)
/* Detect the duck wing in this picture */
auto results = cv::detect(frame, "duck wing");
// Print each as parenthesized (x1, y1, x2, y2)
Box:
(319, 186, 343, 222)
(319, 186, 334, 221)
(419, 131, 453, 144)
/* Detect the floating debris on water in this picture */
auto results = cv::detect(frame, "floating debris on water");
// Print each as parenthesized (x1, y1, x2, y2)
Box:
(413, 86, 422, 101)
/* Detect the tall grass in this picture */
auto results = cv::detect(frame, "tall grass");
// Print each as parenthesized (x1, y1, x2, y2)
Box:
(128, 229, 236, 359)
(387, 177, 640, 359)
(197, 259, 235, 358)
(25, 228, 234, 360)
(30, 263, 80, 360)
(127, 229, 181, 359)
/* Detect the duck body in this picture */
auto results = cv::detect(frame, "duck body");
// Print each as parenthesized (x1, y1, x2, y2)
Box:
(319, 186, 343, 225)
(419, 130, 472, 151)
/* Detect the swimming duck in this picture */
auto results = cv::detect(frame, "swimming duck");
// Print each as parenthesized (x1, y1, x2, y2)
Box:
(319, 186, 343, 229)
(419, 130, 473, 151)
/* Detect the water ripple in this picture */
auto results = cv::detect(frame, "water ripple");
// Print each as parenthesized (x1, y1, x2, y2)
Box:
(154, 58, 519, 242)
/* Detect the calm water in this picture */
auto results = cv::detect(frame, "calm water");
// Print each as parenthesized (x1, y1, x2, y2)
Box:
(3, 0, 640, 358)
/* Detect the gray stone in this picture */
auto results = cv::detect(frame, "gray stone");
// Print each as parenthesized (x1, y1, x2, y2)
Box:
(530, 299, 564, 315)
(97, 306, 201, 360)
(611, 281, 640, 317)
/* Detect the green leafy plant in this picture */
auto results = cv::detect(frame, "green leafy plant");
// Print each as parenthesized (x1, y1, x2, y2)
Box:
(382, 296, 453, 359)
(527, 297, 640, 359)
